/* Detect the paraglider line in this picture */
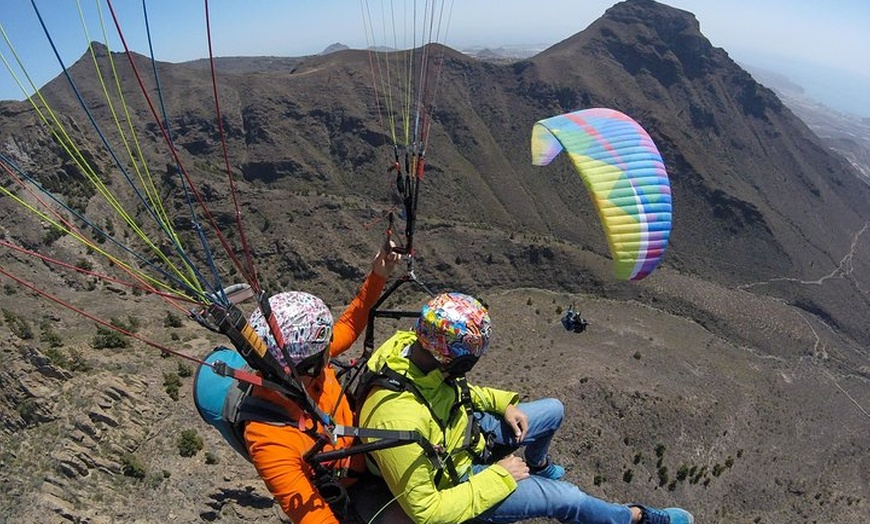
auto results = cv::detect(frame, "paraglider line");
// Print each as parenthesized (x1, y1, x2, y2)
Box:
(138, 0, 223, 298)
(0, 238, 197, 311)
(29, 0, 203, 290)
(0, 153, 202, 300)
(105, 0, 253, 300)
(0, 265, 208, 367)
(203, 0, 260, 293)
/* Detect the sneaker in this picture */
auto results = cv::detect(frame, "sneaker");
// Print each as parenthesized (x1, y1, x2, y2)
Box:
(632, 505, 694, 524)
(528, 455, 565, 480)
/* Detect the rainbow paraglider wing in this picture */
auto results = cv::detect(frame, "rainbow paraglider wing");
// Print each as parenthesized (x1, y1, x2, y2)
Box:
(531, 108, 672, 281)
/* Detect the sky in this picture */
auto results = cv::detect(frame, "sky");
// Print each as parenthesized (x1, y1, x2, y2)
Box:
(0, 0, 868, 117)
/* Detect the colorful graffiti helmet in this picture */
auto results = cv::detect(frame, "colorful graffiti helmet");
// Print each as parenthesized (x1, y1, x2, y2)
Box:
(248, 291, 333, 369)
(414, 292, 491, 366)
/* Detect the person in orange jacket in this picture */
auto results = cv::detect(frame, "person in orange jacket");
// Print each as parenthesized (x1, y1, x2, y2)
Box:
(243, 242, 399, 524)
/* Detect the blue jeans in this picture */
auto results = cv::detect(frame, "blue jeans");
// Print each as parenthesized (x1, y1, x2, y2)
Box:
(473, 399, 632, 524)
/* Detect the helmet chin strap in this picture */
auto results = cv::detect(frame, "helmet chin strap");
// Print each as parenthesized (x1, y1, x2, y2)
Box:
(441, 354, 479, 377)
(409, 341, 481, 378)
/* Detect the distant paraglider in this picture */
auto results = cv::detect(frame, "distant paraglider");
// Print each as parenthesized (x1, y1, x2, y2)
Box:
(561, 303, 589, 334)
(531, 108, 672, 281)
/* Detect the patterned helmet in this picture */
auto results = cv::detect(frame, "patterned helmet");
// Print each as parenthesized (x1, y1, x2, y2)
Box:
(414, 292, 491, 365)
(248, 291, 333, 369)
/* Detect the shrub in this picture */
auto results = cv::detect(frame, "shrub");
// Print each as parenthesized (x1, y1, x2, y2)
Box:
(110, 315, 140, 333)
(163, 373, 182, 401)
(676, 464, 690, 482)
(121, 453, 146, 479)
(75, 258, 94, 271)
(40, 322, 64, 348)
(92, 326, 129, 349)
(178, 429, 203, 457)
(15, 398, 38, 422)
(622, 469, 634, 483)
(205, 452, 220, 465)
(164, 311, 184, 328)
(43, 347, 68, 368)
(176, 361, 193, 378)
(42, 223, 66, 245)
(66, 349, 92, 372)
(657, 466, 669, 486)
(3, 309, 33, 340)
(41, 331, 64, 348)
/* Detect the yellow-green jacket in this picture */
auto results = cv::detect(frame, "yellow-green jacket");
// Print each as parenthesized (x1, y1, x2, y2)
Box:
(358, 330, 520, 524)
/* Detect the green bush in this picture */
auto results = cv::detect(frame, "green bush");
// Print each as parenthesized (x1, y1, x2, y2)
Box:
(110, 315, 140, 333)
(40, 322, 64, 348)
(45, 346, 90, 372)
(41, 331, 64, 347)
(43, 347, 68, 368)
(92, 326, 129, 349)
(178, 429, 203, 457)
(121, 453, 146, 479)
(42, 223, 66, 245)
(164, 311, 184, 328)
(163, 373, 182, 401)
(15, 398, 38, 422)
(3, 309, 33, 340)
(176, 361, 193, 378)
(676, 464, 690, 482)
(657, 466, 669, 487)
(66, 349, 92, 372)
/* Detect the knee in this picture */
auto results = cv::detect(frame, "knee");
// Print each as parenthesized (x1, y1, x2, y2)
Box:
(540, 398, 564, 424)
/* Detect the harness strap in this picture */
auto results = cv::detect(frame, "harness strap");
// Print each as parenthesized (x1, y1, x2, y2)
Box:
(226, 381, 296, 425)
(371, 366, 482, 486)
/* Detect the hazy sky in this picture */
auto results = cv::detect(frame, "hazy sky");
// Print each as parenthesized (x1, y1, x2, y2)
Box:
(1, 0, 868, 116)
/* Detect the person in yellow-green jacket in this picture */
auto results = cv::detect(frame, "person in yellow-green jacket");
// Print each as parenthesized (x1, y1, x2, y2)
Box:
(358, 292, 695, 524)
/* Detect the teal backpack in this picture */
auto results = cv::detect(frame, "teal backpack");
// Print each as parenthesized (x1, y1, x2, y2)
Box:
(193, 346, 295, 460)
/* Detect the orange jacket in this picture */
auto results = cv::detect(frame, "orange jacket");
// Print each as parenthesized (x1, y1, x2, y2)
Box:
(244, 271, 385, 524)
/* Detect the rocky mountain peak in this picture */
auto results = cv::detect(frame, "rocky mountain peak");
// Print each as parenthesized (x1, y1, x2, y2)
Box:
(588, 0, 717, 80)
